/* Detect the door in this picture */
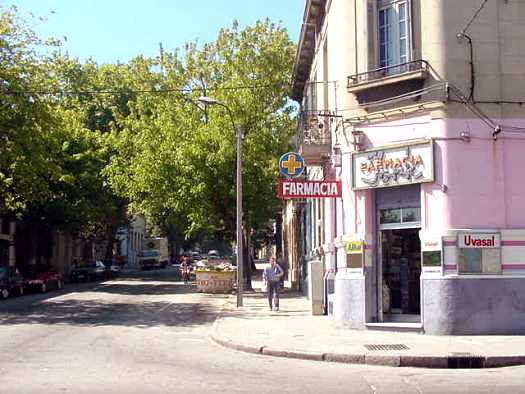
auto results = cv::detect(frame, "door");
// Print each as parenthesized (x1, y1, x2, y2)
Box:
(378, 207, 421, 323)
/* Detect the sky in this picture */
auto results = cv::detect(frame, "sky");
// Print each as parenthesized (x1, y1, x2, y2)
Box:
(1, 0, 306, 64)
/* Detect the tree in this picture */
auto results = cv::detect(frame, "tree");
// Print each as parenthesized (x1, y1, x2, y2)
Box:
(104, 20, 296, 288)
(0, 7, 129, 263)
(0, 7, 64, 215)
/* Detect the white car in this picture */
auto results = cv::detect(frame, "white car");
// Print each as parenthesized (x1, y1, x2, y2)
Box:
(207, 250, 220, 259)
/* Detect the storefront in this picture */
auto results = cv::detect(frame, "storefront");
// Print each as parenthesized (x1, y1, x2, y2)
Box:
(360, 141, 432, 325)
(332, 127, 525, 334)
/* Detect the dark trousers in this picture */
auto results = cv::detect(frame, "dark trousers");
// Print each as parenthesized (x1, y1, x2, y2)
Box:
(268, 280, 280, 309)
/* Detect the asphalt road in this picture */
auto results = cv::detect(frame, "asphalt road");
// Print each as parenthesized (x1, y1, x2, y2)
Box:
(0, 266, 523, 393)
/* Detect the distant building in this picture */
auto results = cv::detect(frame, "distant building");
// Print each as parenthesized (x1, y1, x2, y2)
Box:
(116, 215, 145, 268)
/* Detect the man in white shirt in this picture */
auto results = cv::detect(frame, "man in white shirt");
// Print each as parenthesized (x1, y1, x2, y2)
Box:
(262, 255, 283, 311)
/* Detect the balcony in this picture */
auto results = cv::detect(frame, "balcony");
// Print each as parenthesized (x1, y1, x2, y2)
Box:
(295, 114, 333, 166)
(347, 60, 429, 106)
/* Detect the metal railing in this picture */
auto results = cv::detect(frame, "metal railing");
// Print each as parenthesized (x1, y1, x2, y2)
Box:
(347, 59, 429, 87)
(296, 113, 335, 147)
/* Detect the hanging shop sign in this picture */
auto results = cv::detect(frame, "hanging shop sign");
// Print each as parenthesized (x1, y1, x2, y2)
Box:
(278, 180, 342, 198)
(457, 233, 500, 248)
(351, 140, 434, 190)
(278, 152, 305, 178)
(421, 237, 443, 275)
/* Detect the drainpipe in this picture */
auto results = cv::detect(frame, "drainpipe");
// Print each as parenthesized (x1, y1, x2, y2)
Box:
(354, 0, 358, 76)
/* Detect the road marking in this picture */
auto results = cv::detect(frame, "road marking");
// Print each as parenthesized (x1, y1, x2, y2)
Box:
(156, 299, 179, 313)
(171, 330, 201, 335)
(179, 338, 205, 343)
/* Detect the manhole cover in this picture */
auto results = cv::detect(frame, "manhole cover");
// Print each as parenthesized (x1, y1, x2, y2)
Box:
(364, 344, 409, 351)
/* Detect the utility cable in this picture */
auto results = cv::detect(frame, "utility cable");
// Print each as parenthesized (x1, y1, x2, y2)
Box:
(461, 0, 491, 34)
(0, 82, 293, 96)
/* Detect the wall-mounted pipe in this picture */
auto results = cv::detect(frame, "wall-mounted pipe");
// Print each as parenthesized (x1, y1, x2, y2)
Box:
(457, 31, 475, 102)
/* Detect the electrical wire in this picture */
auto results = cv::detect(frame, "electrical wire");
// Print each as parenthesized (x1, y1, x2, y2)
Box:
(448, 84, 497, 130)
(302, 83, 446, 116)
(0, 82, 293, 96)
(461, 0, 491, 34)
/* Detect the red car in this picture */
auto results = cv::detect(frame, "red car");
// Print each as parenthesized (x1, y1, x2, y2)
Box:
(22, 266, 64, 293)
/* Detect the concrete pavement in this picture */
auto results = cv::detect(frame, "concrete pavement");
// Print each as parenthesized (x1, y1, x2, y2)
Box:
(210, 275, 525, 369)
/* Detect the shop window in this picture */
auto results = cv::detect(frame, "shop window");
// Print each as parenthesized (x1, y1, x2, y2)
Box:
(380, 207, 420, 225)
(458, 248, 501, 275)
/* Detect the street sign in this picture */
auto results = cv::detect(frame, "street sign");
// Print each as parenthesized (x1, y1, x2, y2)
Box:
(278, 179, 342, 198)
(278, 152, 305, 178)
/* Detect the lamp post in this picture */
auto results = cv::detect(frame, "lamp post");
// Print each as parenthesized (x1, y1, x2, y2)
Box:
(197, 96, 243, 308)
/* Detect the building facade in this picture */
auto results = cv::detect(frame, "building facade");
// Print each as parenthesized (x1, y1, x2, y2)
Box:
(116, 214, 145, 268)
(290, 0, 525, 334)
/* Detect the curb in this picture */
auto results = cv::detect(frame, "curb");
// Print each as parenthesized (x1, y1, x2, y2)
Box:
(210, 318, 525, 369)
(211, 333, 525, 369)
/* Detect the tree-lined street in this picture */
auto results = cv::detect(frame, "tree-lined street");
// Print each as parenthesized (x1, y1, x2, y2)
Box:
(0, 267, 524, 393)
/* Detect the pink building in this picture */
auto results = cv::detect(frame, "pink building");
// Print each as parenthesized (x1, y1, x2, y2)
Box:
(288, 0, 525, 334)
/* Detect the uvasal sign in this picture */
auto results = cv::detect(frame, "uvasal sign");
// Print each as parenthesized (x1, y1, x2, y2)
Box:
(458, 233, 500, 248)
(278, 180, 342, 198)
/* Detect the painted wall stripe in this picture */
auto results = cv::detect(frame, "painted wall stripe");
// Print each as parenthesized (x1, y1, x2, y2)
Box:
(502, 264, 525, 270)
(444, 265, 457, 270)
(501, 241, 525, 246)
(443, 241, 456, 247)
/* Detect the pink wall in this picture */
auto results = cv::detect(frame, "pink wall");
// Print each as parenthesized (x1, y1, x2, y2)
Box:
(440, 118, 525, 229)
(340, 115, 525, 233)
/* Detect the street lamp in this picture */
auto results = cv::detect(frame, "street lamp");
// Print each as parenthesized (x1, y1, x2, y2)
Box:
(197, 96, 243, 308)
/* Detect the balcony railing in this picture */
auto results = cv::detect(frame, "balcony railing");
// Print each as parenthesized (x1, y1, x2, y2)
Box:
(295, 113, 335, 165)
(347, 59, 429, 88)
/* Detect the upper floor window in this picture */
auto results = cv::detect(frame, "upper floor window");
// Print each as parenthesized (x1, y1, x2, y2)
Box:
(378, 0, 410, 69)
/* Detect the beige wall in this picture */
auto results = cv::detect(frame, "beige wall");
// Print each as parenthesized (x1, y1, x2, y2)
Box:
(301, 0, 525, 121)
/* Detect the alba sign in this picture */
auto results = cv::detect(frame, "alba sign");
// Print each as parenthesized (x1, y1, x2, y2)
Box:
(278, 180, 342, 198)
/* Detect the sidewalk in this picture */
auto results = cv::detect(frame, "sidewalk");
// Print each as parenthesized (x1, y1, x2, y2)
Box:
(210, 274, 525, 369)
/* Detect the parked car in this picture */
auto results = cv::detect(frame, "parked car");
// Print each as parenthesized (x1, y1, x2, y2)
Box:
(22, 265, 64, 293)
(189, 251, 200, 262)
(105, 262, 121, 278)
(207, 250, 220, 259)
(70, 260, 107, 282)
(0, 266, 25, 299)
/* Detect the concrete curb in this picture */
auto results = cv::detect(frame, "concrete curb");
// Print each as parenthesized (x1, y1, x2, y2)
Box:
(210, 309, 525, 369)
(211, 333, 525, 368)
(210, 318, 525, 369)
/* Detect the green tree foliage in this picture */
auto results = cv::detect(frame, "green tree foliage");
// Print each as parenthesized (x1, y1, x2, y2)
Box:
(104, 20, 296, 249)
(0, 7, 63, 214)
(1, 7, 296, 271)
(0, 7, 128, 250)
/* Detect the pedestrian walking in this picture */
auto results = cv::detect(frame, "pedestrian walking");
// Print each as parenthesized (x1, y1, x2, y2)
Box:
(262, 255, 283, 311)
(276, 252, 288, 290)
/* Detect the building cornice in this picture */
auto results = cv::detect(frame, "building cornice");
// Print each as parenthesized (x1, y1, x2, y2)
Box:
(291, 0, 326, 103)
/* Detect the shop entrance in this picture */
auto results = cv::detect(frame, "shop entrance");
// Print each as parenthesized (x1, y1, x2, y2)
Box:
(380, 227, 421, 322)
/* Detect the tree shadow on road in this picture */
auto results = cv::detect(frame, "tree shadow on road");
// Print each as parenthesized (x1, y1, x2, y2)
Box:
(0, 278, 221, 329)
(0, 299, 219, 328)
